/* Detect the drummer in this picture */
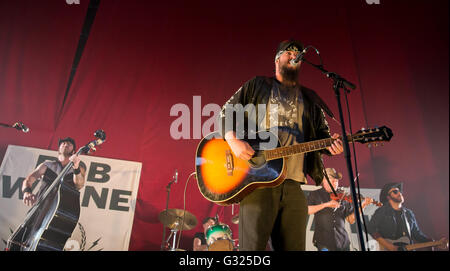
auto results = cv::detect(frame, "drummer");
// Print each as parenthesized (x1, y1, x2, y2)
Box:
(193, 217, 216, 251)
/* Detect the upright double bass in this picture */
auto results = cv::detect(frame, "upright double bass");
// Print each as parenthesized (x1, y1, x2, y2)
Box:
(6, 130, 106, 251)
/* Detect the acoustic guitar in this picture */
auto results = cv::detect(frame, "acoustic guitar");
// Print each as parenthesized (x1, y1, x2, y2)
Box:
(195, 126, 393, 205)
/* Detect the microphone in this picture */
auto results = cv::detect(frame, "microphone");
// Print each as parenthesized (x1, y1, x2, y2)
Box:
(289, 48, 307, 66)
(166, 169, 178, 188)
(13, 122, 30, 133)
(173, 169, 178, 184)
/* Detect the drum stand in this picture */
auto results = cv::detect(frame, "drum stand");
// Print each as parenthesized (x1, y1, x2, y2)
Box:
(165, 219, 180, 251)
(160, 170, 178, 251)
(165, 229, 179, 251)
(159, 208, 197, 251)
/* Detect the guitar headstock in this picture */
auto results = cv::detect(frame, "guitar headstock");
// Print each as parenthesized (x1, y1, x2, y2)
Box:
(79, 129, 106, 155)
(437, 237, 449, 250)
(352, 126, 393, 146)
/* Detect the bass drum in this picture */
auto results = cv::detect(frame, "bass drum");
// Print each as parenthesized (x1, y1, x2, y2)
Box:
(205, 224, 234, 251)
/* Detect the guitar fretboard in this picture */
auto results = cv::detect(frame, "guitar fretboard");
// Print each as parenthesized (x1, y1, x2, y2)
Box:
(264, 135, 351, 160)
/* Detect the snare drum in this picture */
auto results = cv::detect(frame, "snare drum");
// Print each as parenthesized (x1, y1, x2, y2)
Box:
(205, 224, 234, 251)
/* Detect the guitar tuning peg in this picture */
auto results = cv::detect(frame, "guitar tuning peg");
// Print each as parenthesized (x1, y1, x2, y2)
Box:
(367, 143, 372, 148)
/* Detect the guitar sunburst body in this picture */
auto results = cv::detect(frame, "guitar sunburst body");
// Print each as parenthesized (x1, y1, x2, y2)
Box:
(196, 131, 286, 205)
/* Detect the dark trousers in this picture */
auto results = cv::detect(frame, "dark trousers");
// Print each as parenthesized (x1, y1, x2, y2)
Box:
(238, 179, 308, 251)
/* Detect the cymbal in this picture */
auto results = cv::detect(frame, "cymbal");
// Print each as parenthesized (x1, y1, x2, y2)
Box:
(231, 214, 239, 224)
(159, 209, 198, 231)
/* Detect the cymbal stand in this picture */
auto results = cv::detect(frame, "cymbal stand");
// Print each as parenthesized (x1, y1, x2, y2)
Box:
(160, 170, 178, 251)
(165, 219, 180, 251)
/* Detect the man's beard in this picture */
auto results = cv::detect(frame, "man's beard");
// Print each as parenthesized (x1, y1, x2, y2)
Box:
(58, 150, 72, 157)
(279, 63, 300, 85)
(390, 195, 404, 204)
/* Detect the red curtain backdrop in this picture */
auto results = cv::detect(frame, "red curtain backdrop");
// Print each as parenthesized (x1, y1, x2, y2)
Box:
(0, 0, 448, 250)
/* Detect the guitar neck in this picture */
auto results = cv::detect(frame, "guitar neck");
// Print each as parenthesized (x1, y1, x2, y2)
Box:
(265, 135, 351, 160)
(405, 240, 443, 251)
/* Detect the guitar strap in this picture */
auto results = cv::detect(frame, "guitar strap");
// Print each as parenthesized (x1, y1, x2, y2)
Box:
(402, 210, 412, 243)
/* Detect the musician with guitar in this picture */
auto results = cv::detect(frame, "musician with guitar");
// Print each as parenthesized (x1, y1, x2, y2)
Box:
(307, 168, 375, 251)
(213, 39, 344, 251)
(367, 182, 448, 251)
(22, 137, 86, 207)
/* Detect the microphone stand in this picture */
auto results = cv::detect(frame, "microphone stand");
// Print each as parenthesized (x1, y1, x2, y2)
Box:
(301, 58, 366, 251)
(0, 122, 18, 130)
(0, 121, 29, 132)
(160, 173, 177, 251)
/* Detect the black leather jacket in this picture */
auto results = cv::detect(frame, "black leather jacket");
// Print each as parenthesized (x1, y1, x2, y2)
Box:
(219, 76, 333, 185)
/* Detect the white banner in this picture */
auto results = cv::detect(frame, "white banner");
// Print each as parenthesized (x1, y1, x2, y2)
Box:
(0, 145, 141, 251)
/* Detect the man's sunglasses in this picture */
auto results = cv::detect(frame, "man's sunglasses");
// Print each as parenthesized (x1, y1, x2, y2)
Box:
(389, 189, 401, 195)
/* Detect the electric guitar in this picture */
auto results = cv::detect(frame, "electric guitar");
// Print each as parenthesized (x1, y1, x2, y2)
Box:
(195, 126, 393, 205)
(379, 236, 449, 251)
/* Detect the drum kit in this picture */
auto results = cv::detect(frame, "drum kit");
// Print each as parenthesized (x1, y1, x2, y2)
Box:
(158, 208, 240, 251)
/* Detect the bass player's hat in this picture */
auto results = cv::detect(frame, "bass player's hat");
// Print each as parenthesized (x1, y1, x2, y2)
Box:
(58, 137, 76, 151)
